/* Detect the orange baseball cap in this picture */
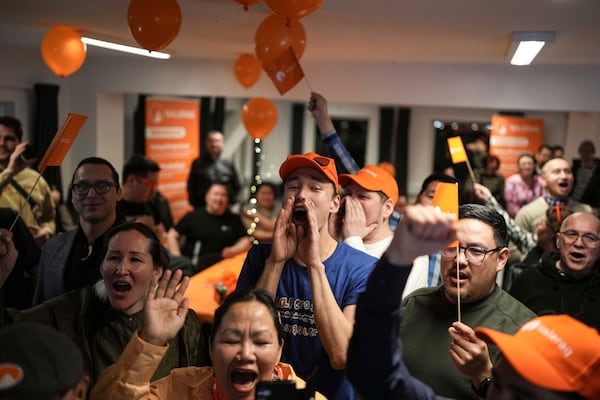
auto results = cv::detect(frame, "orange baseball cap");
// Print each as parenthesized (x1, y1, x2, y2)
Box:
(475, 315, 600, 399)
(339, 165, 399, 206)
(279, 152, 338, 190)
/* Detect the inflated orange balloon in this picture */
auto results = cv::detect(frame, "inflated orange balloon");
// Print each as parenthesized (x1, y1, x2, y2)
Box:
(242, 98, 278, 140)
(233, 0, 261, 11)
(40, 26, 86, 77)
(263, 0, 324, 20)
(127, 0, 182, 51)
(234, 54, 261, 88)
(254, 15, 306, 67)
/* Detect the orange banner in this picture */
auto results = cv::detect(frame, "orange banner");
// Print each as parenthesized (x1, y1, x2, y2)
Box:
(263, 47, 305, 95)
(145, 98, 199, 222)
(432, 182, 459, 247)
(37, 113, 87, 173)
(489, 115, 544, 178)
(447, 136, 468, 164)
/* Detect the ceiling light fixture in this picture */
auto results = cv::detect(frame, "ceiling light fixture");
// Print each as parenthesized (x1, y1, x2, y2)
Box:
(509, 31, 555, 66)
(81, 37, 170, 59)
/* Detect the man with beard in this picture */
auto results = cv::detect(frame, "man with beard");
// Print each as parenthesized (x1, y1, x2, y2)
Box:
(399, 204, 536, 399)
(236, 153, 377, 400)
(33, 157, 123, 304)
(510, 212, 600, 330)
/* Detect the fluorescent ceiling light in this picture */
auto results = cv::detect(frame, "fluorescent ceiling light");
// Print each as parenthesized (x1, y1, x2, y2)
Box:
(509, 32, 555, 66)
(81, 37, 170, 59)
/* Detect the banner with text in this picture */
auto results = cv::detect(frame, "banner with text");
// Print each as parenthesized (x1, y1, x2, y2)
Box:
(145, 97, 199, 222)
(489, 115, 544, 178)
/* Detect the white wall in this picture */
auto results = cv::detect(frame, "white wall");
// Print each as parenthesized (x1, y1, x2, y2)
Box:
(1, 44, 599, 197)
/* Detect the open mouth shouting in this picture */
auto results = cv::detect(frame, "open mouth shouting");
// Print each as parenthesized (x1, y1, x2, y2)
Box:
(230, 368, 258, 393)
(449, 269, 470, 285)
(292, 206, 308, 226)
(111, 280, 132, 298)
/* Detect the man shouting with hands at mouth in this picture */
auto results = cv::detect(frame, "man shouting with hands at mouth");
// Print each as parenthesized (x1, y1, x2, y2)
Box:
(237, 152, 377, 400)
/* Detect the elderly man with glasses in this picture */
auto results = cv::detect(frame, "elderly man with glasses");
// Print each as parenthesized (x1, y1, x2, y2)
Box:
(32, 157, 123, 304)
(510, 211, 600, 330)
(399, 203, 536, 400)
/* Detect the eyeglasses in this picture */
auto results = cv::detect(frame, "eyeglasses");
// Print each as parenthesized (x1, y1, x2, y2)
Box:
(71, 181, 115, 195)
(135, 175, 157, 189)
(441, 245, 501, 264)
(558, 230, 600, 248)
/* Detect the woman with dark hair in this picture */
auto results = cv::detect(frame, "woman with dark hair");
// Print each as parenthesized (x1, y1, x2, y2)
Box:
(91, 286, 325, 399)
(0, 222, 208, 389)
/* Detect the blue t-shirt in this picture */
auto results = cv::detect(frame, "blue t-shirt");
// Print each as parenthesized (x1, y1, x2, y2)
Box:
(237, 242, 377, 400)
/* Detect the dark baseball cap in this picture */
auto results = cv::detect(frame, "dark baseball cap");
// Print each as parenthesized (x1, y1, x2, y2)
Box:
(0, 323, 86, 398)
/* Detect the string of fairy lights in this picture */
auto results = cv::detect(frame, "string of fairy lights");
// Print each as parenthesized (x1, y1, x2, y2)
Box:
(246, 138, 263, 245)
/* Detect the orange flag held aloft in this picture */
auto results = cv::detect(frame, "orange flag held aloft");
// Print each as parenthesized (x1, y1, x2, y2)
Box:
(447, 136, 468, 164)
(432, 181, 459, 247)
(263, 47, 305, 95)
(37, 113, 87, 173)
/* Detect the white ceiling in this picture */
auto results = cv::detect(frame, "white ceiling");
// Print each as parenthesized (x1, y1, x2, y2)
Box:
(2, 0, 600, 66)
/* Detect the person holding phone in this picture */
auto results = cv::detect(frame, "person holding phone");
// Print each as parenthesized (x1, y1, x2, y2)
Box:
(91, 287, 325, 399)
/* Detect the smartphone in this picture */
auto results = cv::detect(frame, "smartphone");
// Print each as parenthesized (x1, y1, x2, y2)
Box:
(256, 381, 299, 400)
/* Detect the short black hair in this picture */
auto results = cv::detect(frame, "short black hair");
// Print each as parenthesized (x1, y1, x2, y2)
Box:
(211, 288, 283, 346)
(459, 203, 508, 248)
(71, 157, 120, 190)
(0, 116, 23, 141)
(122, 154, 160, 182)
(418, 173, 457, 197)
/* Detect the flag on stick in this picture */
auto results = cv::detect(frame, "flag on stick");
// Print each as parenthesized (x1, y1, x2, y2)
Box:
(447, 136, 477, 185)
(263, 47, 305, 95)
(37, 113, 87, 173)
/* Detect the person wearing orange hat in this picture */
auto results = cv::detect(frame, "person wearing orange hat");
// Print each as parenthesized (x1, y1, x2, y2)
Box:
(348, 204, 599, 400)
(333, 165, 398, 258)
(237, 152, 378, 400)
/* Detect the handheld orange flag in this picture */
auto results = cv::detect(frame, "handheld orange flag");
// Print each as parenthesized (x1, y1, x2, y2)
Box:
(262, 47, 305, 95)
(432, 181, 459, 247)
(447, 136, 468, 164)
(37, 113, 87, 173)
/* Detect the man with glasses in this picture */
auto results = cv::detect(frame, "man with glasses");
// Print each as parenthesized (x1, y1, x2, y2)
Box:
(399, 203, 536, 399)
(0, 116, 55, 247)
(33, 157, 123, 304)
(510, 211, 600, 330)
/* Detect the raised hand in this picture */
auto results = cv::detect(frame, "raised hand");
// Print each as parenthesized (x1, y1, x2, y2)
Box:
(269, 196, 298, 264)
(0, 229, 17, 288)
(141, 269, 190, 346)
(307, 92, 334, 134)
(385, 204, 457, 265)
(295, 197, 321, 268)
(341, 196, 377, 240)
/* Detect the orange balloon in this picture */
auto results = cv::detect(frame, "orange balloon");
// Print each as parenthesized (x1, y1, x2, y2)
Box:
(242, 98, 278, 140)
(127, 0, 182, 51)
(234, 54, 261, 88)
(254, 15, 306, 67)
(40, 26, 86, 77)
(233, 0, 261, 11)
(263, 0, 324, 20)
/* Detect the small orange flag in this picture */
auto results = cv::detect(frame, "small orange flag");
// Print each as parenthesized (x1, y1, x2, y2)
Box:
(262, 47, 305, 95)
(447, 136, 468, 164)
(432, 181, 459, 247)
(37, 113, 87, 173)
